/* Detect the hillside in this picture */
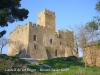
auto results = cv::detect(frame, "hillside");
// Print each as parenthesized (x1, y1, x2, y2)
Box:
(0, 55, 100, 75)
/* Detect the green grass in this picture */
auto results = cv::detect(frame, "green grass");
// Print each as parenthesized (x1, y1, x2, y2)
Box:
(0, 54, 29, 75)
(28, 57, 100, 75)
(39, 57, 84, 68)
(0, 55, 100, 75)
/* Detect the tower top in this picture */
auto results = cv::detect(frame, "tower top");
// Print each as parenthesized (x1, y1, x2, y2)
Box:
(38, 9, 55, 15)
(37, 9, 56, 31)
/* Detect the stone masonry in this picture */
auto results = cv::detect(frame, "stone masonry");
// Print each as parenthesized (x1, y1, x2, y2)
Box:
(8, 9, 78, 59)
(83, 44, 100, 67)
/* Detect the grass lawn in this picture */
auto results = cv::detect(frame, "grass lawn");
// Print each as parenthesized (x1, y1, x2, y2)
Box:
(0, 55, 100, 75)
(28, 57, 100, 75)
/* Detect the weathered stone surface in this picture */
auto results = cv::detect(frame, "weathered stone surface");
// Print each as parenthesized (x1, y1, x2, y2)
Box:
(8, 9, 78, 59)
(83, 45, 100, 67)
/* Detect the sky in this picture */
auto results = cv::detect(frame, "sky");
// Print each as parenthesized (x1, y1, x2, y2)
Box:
(0, 0, 99, 57)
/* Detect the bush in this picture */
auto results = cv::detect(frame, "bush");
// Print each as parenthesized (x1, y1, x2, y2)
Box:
(97, 40, 100, 49)
(63, 56, 79, 61)
(0, 54, 7, 59)
(79, 57, 83, 61)
(0, 55, 29, 75)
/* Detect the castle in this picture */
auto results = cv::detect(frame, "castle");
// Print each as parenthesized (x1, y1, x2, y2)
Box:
(8, 9, 78, 59)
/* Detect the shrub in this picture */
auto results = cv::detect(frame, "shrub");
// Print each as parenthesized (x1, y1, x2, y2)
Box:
(79, 57, 83, 61)
(97, 40, 100, 49)
(0, 54, 7, 59)
(63, 56, 79, 61)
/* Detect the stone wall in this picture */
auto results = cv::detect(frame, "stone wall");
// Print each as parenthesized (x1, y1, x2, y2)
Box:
(27, 22, 65, 59)
(83, 45, 100, 67)
(8, 23, 30, 56)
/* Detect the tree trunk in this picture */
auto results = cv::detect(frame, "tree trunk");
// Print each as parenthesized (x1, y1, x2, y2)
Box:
(0, 47, 2, 54)
(83, 48, 87, 68)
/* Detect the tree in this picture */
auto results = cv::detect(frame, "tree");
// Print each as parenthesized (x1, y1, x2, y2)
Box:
(69, 24, 88, 49)
(0, 0, 29, 37)
(85, 20, 99, 32)
(0, 37, 7, 54)
(69, 21, 100, 68)
(94, 1, 100, 27)
(67, 1, 100, 67)
(80, 20, 100, 67)
(69, 26, 79, 56)
(85, 20, 100, 42)
(95, 1, 100, 12)
(78, 25, 90, 67)
(85, 20, 100, 66)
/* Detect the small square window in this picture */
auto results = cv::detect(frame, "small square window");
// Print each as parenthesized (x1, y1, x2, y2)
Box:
(50, 39, 52, 44)
(34, 45, 37, 50)
(33, 35, 37, 41)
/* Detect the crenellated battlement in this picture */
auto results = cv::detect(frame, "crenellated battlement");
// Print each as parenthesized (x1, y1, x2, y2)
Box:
(57, 30, 68, 35)
(33, 23, 36, 26)
(26, 22, 53, 32)
(38, 9, 55, 17)
(44, 9, 55, 16)
(10, 24, 22, 35)
(66, 30, 73, 36)
(10, 21, 73, 39)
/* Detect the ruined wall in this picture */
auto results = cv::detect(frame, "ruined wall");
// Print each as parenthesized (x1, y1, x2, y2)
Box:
(66, 30, 78, 56)
(43, 29, 65, 58)
(56, 30, 77, 57)
(83, 45, 100, 67)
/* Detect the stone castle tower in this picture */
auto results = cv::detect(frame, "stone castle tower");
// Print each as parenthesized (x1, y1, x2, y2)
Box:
(38, 9, 55, 31)
(8, 9, 78, 59)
